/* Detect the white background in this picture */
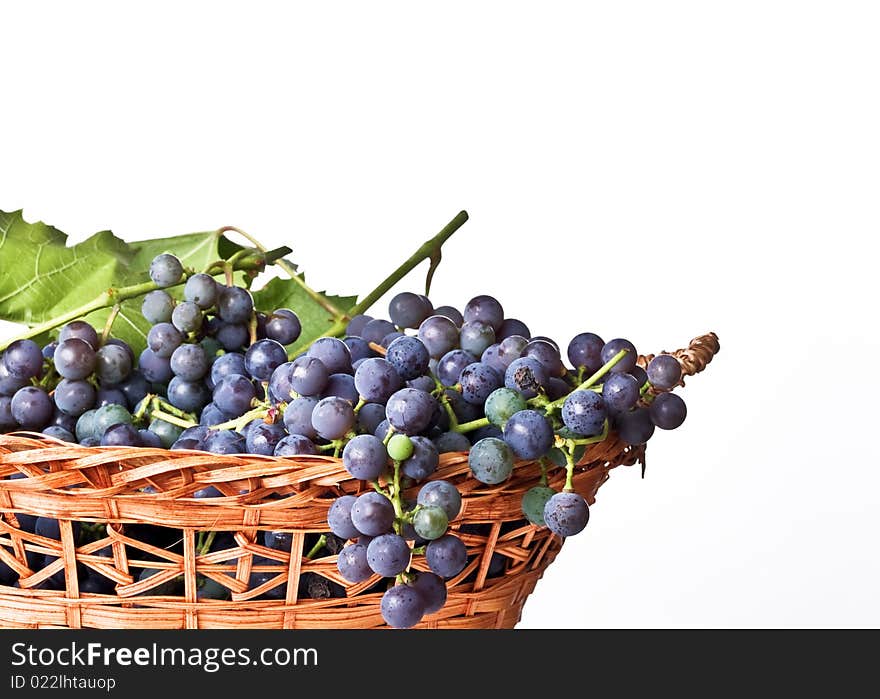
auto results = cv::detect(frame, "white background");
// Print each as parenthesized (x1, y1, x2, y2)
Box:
(1, 1, 878, 628)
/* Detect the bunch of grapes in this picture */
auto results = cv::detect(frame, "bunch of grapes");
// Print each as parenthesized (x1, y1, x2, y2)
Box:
(1, 253, 690, 626)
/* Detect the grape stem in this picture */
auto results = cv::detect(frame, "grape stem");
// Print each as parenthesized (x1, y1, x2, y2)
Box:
(0, 249, 281, 352)
(100, 305, 121, 345)
(209, 405, 270, 432)
(390, 460, 404, 535)
(305, 535, 327, 560)
(151, 408, 198, 430)
(218, 225, 349, 322)
(543, 349, 630, 412)
(563, 448, 576, 492)
(453, 416, 490, 434)
(312, 211, 470, 345)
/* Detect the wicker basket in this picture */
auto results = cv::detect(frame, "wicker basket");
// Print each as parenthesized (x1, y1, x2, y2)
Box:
(0, 333, 719, 629)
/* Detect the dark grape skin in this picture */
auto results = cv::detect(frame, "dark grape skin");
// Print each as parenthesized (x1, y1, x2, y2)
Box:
(171, 301, 203, 334)
(183, 273, 218, 309)
(274, 434, 318, 456)
(561, 390, 607, 437)
(49, 408, 78, 433)
(10, 386, 53, 429)
(2, 339, 44, 379)
(41, 425, 75, 442)
(169, 343, 209, 382)
(215, 322, 249, 351)
(58, 321, 99, 350)
(210, 352, 247, 387)
(119, 371, 150, 410)
(480, 343, 506, 374)
(361, 319, 397, 345)
(567, 332, 605, 374)
(212, 374, 257, 417)
(94, 344, 133, 385)
(53, 379, 96, 417)
(320, 373, 359, 403)
(345, 314, 373, 337)
(629, 365, 648, 388)
(503, 409, 555, 459)
(283, 396, 319, 439)
(138, 348, 173, 384)
(504, 356, 549, 398)
(425, 534, 468, 578)
(337, 543, 372, 583)
(601, 338, 638, 374)
(141, 289, 175, 324)
(459, 362, 503, 405)
(307, 337, 352, 375)
(543, 492, 590, 537)
(149, 253, 184, 288)
(167, 376, 211, 413)
(101, 422, 141, 446)
(602, 372, 640, 413)
(463, 295, 504, 332)
(350, 492, 395, 537)
(647, 354, 683, 391)
(385, 336, 430, 381)
(354, 358, 402, 404)
(357, 402, 386, 435)
(203, 429, 246, 454)
(433, 430, 471, 454)
(498, 318, 531, 341)
(245, 339, 288, 381)
(523, 340, 565, 378)
(366, 534, 412, 576)
(497, 335, 528, 368)
(342, 434, 388, 480)
(615, 407, 655, 445)
(246, 422, 287, 455)
(437, 349, 477, 387)
(54, 338, 97, 380)
(146, 323, 184, 359)
(217, 285, 254, 324)
(288, 355, 330, 397)
(0, 361, 30, 396)
(385, 388, 436, 435)
(649, 392, 687, 430)
(389, 292, 433, 329)
(381, 584, 426, 629)
(418, 315, 460, 359)
(344, 336, 374, 363)
(431, 305, 463, 327)
(459, 321, 496, 357)
(401, 436, 439, 481)
(310, 396, 355, 440)
(265, 309, 302, 345)
(327, 495, 360, 540)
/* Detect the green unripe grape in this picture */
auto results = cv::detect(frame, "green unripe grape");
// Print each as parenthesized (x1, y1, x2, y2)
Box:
(413, 505, 449, 540)
(75, 409, 99, 442)
(387, 433, 415, 461)
(149, 418, 183, 448)
(522, 486, 556, 526)
(93, 403, 133, 437)
(484, 388, 527, 427)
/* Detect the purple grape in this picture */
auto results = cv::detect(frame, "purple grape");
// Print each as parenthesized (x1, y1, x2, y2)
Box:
(459, 362, 502, 405)
(265, 309, 301, 345)
(389, 292, 433, 329)
(245, 421, 287, 455)
(167, 376, 211, 413)
(245, 339, 288, 381)
(308, 337, 352, 375)
(386, 336, 430, 381)
(53, 379, 96, 417)
(503, 409, 554, 459)
(170, 343, 209, 381)
(463, 295, 504, 332)
(337, 543, 371, 583)
(342, 434, 388, 480)
(283, 396, 319, 439)
(354, 358, 402, 403)
(149, 253, 183, 287)
(344, 336, 373, 363)
(602, 373, 640, 413)
(146, 322, 184, 359)
(400, 436, 439, 481)
(212, 374, 256, 417)
(53, 338, 96, 380)
(138, 348, 173, 384)
(411, 571, 447, 614)
(459, 321, 496, 357)
(217, 285, 254, 324)
(649, 393, 687, 429)
(101, 422, 141, 447)
(497, 335, 528, 368)
(601, 338, 638, 374)
(183, 273, 218, 309)
(346, 314, 373, 337)
(0, 361, 29, 396)
(320, 373, 359, 403)
(504, 356, 549, 398)
(385, 388, 436, 435)
(647, 354, 683, 390)
(10, 386, 53, 429)
(366, 534, 411, 576)
(210, 352, 247, 386)
(480, 343, 506, 374)
(425, 534, 467, 578)
(543, 492, 590, 537)
(497, 318, 531, 341)
(561, 390, 607, 437)
(141, 290, 174, 323)
(361, 319, 397, 345)
(58, 321, 99, 349)
(171, 301, 203, 334)
(328, 495, 361, 539)
(357, 402, 386, 435)
(215, 322, 249, 351)
(417, 315, 460, 359)
(432, 305, 463, 327)
(203, 429, 246, 454)
(567, 333, 604, 374)
(615, 408, 655, 445)
(381, 584, 426, 629)
(523, 340, 565, 378)
(437, 349, 476, 387)
(274, 434, 318, 456)
(288, 355, 330, 397)
(311, 396, 355, 439)
(350, 492, 395, 537)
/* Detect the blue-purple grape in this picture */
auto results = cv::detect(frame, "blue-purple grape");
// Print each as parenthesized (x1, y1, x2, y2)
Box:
(381, 584, 426, 628)
(328, 495, 360, 539)
(504, 356, 548, 398)
(425, 534, 467, 578)
(361, 318, 397, 345)
(357, 402, 386, 436)
(385, 388, 436, 435)
(311, 396, 355, 439)
(647, 354, 683, 390)
(523, 340, 565, 378)
(53, 338, 96, 380)
(401, 436, 439, 481)
(167, 376, 210, 413)
(386, 336, 430, 381)
(366, 534, 411, 576)
(147, 322, 184, 359)
(265, 309, 301, 345)
(245, 421, 287, 455)
(354, 358, 401, 403)
(307, 337, 352, 375)
(346, 314, 373, 337)
(149, 253, 184, 287)
(432, 430, 471, 453)
(53, 379, 96, 417)
(389, 291, 433, 329)
(101, 422, 141, 447)
(480, 343, 506, 374)
(203, 429, 246, 454)
(119, 371, 150, 409)
(337, 543, 371, 583)
(497, 318, 531, 341)
(10, 386, 53, 429)
(463, 295, 504, 332)
(342, 434, 388, 480)
(567, 332, 604, 373)
(497, 335, 528, 368)
(138, 348, 173, 384)
(217, 285, 254, 324)
(215, 322, 249, 351)
(210, 352, 247, 386)
(288, 355, 330, 397)
(183, 273, 218, 309)
(412, 571, 447, 614)
(601, 338, 638, 373)
(418, 315, 460, 359)
(141, 290, 175, 324)
(42, 425, 75, 442)
(170, 343, 209, 381)
(459, 321, 496, 357)
(138, 429, 163, 448)
(94, 343, 132, 384)
(543, 492, 590, 536)
(649, 392, 687, 429)
(274, 434, 318, 456)
(615, 407, 655, 445)
(437, 349, 476, 387)
(321, 373, 359, 403)
(503, 409, 554, 459)
(212, 374, 256, 417)
(350, 492, 395, 537)
(58, 320, 99, 349)
(561, 390, 607, 437)
(602, 372, 640, 413)
(344, 336, 373, 363)
(283, 396, 319, 439)
(0, 361, 30, 396)
(245, 339, 288, 381)
(431, 305, 463, 327)
(459, 362, 502, 405)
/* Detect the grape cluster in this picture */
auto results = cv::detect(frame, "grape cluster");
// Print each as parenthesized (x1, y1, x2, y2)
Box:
(1, 254, 692, 626)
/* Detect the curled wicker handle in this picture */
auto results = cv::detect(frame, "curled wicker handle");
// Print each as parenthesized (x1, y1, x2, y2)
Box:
(638, 331, 720, 378)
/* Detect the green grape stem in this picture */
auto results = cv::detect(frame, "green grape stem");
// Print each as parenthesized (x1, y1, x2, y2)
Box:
(453, 416, 490, 434)
(305, 535, 327, 560)
(390, 460, 404, 535)
(209, 405, 271, 432)
(544, 348, 630, 412)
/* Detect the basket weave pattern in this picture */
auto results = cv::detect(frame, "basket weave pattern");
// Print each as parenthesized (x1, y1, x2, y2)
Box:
(0, 333, 718, 629)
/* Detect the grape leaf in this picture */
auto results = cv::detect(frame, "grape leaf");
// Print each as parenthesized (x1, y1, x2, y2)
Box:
(251, 275, 357, 355)
(0, 209, 356, 358)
